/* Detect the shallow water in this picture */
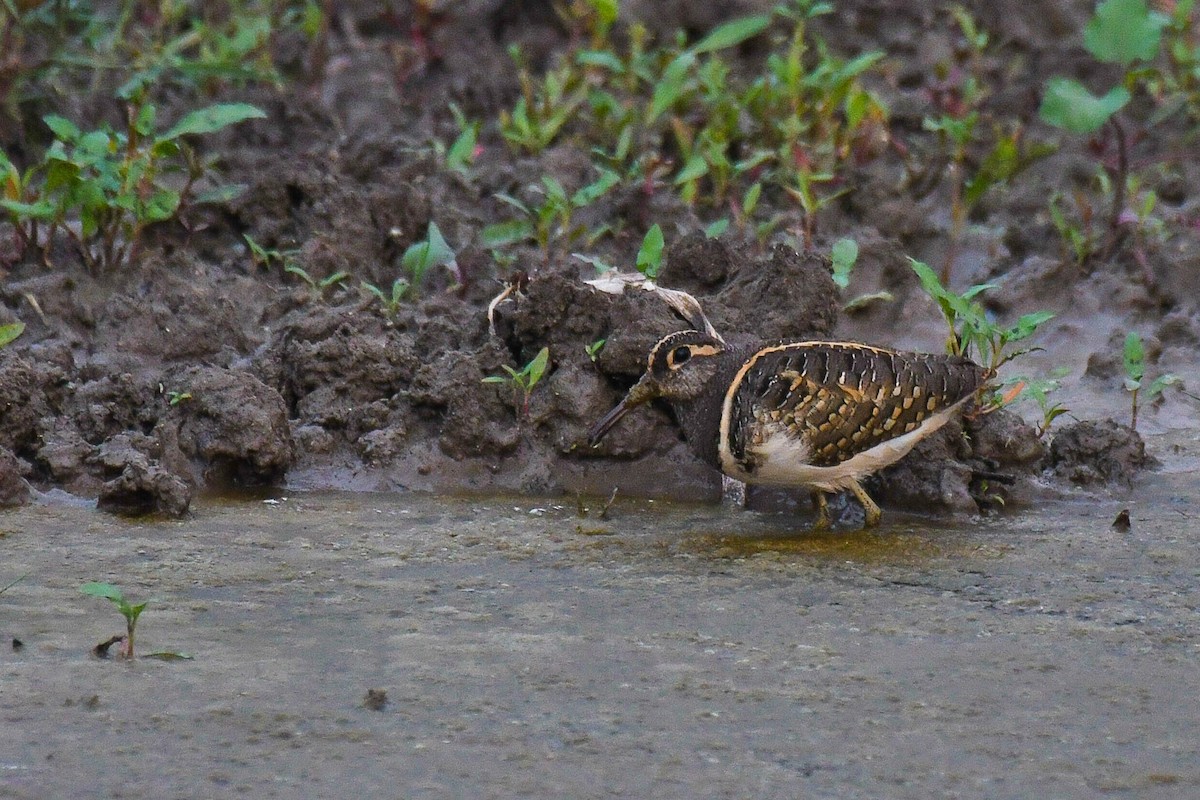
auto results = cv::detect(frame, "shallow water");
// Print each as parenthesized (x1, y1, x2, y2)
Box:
(2, 462, 1198, 799)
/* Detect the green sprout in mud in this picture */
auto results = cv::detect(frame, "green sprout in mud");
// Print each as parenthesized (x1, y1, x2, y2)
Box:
(244, 234, 300, 271)
(1039, 0, 1199, 261)
(80, 582, 148, 660)
(584, 338, 607, 363)
(919, 6, 1051, 282)
(829, 237, 891, 313)
(284, 264, 351, 299)
(481, 170, 619, 261)
(440, 103, 481, 176)
(1123, 332, 1179, 431)
(997, 373, 1072, 438)
(0, 102, 264, 272)
(493, 0, 887, 247)
(401, 222, 458, 296)
(361, 278, 411, 319)
(483, 347, 551, 418)
(635, 224, 665, 280)
(910, 258, 1055, 409)
(167, 391, 192, 407)
(0, 321, 25, 349)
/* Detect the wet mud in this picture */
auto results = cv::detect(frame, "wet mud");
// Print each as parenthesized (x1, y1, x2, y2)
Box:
(2, 436, 1198, 798)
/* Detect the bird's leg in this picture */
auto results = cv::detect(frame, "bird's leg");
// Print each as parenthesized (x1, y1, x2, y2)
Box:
(848, 480, 882, 528)
(721, 475, 747, 508)
(811, 490, 831, 531)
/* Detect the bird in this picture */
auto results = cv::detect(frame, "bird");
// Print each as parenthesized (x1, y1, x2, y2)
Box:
(588, 329, 988, 529)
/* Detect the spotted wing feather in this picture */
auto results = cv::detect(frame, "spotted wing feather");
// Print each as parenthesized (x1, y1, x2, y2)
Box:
(727, 343, 986, 469)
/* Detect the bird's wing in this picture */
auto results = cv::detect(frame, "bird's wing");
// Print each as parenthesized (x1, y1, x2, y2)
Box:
(725, 343, 985, 468)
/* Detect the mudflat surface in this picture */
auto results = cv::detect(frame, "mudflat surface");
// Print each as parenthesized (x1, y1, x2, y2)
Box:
(3, 435, 1198, 799)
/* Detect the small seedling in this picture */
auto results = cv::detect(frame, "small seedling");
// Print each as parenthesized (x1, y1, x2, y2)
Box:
(830, 237, 858, 289)
(483, 347, 551, 418)
(80, 582, 148, 660)
(635, 224, 665, 279)
(244, 234, 300, 270)
(284, 264, 351, 299)
(0, 321, 25, 349)
(401, 222, 458, 296)
(1123, 331, 1179, 430)
(585, 338, 606, 362)
(442, 103, 481, 175)
(998, 373, 1072, 437)
(167, 391, 192, 406)
(361, 278, 411, 318)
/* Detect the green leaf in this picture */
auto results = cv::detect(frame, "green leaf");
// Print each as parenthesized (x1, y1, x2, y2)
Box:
(0, 321, 25, 348)
(1038, 78, 1130, 134)
(81, 582, 125, 603)
(143, 189, 181, 222)
(481, 376, 509, 384)
(0, 199, 56, 220)
(704, 218, 730, 238)
(831, 237, 858, 289)
(1084, 0, 1168, 65)
(43, 114, 81, 142)
(1145, 373, 1180, 399)
(526, 347, 550, 386)
(1006, 311, 1055, 342)
(648, 52, 696, 122)
(194, 183, 249, 205)
(446, 122, 479, 173)
(571, 168, 620, 206)
(1123, 331, 1145, 382)
(674, 154, 709, 184)
(159, 103, 266, 141)
(590, 0, 618, 26)
(690, 14, 772, 54)
(481, 219, 533, 248)
(636, 224, 665, 279)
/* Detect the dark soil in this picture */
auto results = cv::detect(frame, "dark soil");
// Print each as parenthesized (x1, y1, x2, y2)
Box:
(1, 0, 1196, 518)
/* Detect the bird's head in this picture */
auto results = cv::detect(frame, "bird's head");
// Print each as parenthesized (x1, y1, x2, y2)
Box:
(588, 330, 727, 446)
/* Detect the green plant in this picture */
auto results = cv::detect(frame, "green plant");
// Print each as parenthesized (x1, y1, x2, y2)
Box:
(167, 390, 192, 406)
(361, 278, 411, 318)
(635, 224, 665, 279)
(1038, 0, 1199, 259)
(910, 258, 1055, 405)
(1123, 331, 1179, 430)
(830, 236, 857, 289)
(585, 338, 606, 362)
(492, 1, 888, 248)
(401, 221, 458, 295)
(0, 321, 25, 349)
(244, 234, 300, 270)
(440, 102, 480, 175)
(284, 264, 350, 298)
(480, 170, 619, 261)
(483, 347, 551, 417)
(998, 373, 1072, 437)
(0, 101, 264, 271)
(80, 582, 148, 660)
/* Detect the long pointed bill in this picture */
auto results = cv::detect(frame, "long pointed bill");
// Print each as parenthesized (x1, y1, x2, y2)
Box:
(587, 375, 658, 446)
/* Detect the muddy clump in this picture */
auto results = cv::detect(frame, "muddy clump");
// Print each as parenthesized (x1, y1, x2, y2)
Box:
(0, 447, 31, 507)
(158, 367, 294, 489)
(93, 435, 191, 518)
(1048, 419, 1156, 487)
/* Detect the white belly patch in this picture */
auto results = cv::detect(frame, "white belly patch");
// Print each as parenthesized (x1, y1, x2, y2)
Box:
(718, 403, 966, 492)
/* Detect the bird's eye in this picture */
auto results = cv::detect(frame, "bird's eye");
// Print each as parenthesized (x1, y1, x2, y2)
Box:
(670, 346, 692, 367)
